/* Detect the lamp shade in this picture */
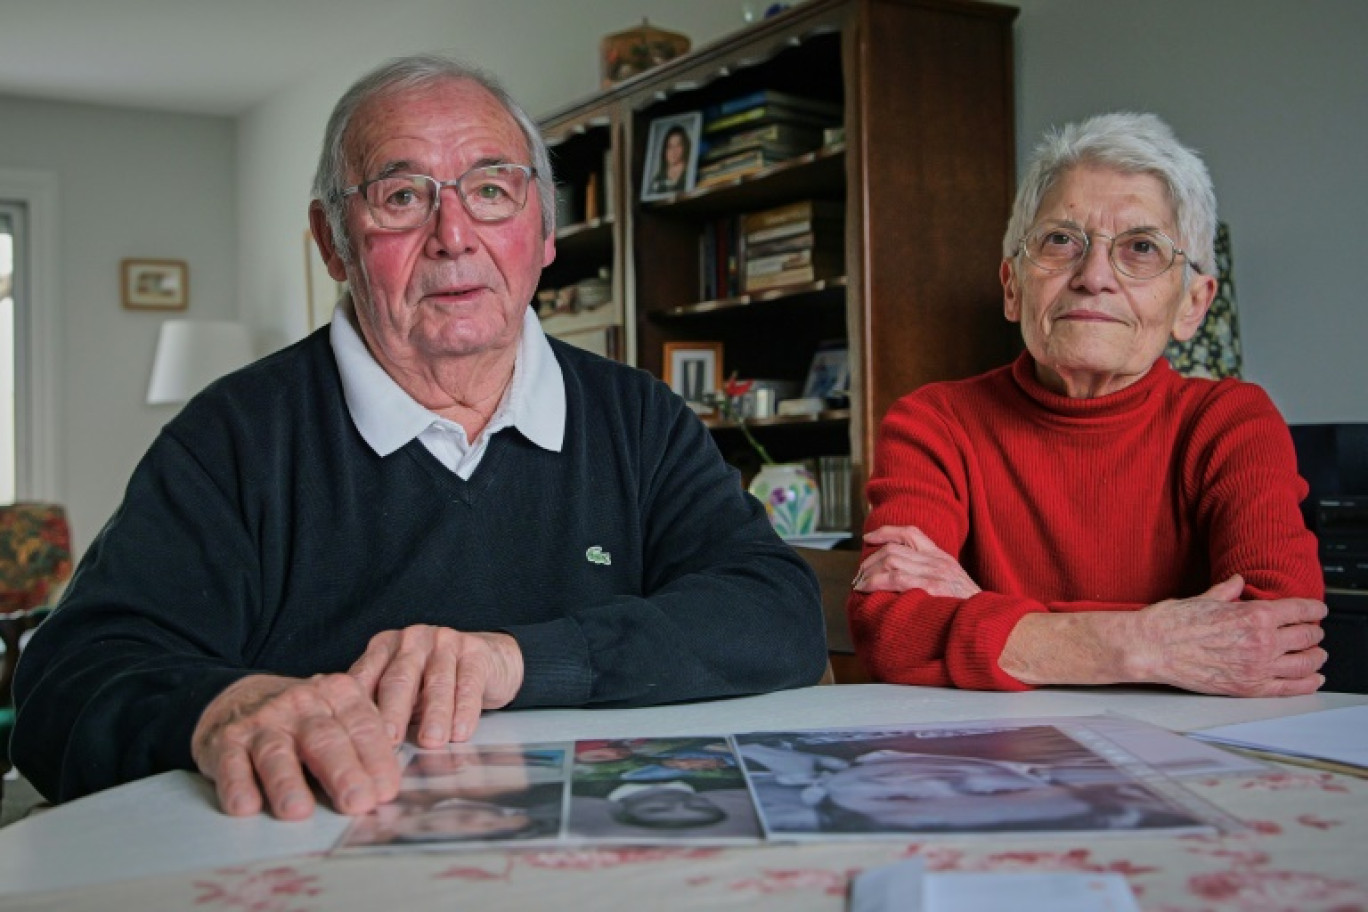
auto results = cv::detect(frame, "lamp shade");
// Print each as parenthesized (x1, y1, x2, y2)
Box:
(146, 319, 255, 405)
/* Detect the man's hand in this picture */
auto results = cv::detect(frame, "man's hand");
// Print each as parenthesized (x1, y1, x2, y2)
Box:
(348, 625, 524, 748)
(191, 673, 402, 820)
(852, 525, 981, 599)
(1124, 575, 1328, 697)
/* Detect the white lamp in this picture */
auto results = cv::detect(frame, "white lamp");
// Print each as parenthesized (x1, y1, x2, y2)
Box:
(146, 319, 255, 405)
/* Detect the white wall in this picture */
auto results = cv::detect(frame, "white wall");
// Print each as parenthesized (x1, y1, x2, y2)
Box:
(238, 0, 749, 353)
(0, 95, 236, 550)
(1013, 0, 1368, 421)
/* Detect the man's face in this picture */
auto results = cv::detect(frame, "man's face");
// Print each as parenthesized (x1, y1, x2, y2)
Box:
(327, 78, 555, 375)
(1001, 164, 1214, 398)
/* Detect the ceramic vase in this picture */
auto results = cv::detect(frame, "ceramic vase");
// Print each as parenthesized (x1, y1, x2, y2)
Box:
(748, 462, 820, 538)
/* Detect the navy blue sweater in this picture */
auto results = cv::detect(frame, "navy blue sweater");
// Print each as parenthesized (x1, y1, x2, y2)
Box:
(13, 329, 825, 802)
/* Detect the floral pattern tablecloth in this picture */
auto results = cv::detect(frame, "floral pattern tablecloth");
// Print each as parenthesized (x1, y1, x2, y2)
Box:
(5, 762, 1366, 912)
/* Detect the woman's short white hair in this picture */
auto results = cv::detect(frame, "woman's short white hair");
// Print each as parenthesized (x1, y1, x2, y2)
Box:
(1002, 112, 1216, 275)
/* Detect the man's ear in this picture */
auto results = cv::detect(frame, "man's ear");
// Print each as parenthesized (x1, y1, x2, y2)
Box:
(1001, 258, 1022, 323)
(1171, 272, 1217, 342)
(308, 201, 349, 283)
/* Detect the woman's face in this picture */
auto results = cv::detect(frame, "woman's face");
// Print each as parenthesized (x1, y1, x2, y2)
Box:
(1000, 164, 1216, 398)
(821, 754, 1089, 829)
(665, 131, 687, 165)
(392, 800, 532, 839)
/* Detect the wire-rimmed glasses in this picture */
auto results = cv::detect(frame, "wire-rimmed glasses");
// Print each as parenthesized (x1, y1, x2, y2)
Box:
(1016, 223, 1203, 279)
(341, 164, 537, 230)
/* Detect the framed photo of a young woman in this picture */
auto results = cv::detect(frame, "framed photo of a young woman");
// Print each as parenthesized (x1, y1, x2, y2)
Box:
(663, 340, 723, 404)
(640, 111, 702, 202)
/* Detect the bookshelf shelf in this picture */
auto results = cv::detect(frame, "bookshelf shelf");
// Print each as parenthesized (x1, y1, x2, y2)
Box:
(645, 145, 846, 217)
(538, 0, 1020, 536)
(654, 276, 847, 319)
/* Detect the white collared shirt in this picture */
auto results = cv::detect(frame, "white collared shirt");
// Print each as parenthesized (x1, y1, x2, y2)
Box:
(330, 296, 565, 479)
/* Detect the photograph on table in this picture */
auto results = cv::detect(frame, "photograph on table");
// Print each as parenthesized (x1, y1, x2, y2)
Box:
(663, 340, 724, 406)
(335, 743, 569, 852)
(567, 736, 763, 843)
(640, 111, 702, 201)
(732, 721, 1217, 839)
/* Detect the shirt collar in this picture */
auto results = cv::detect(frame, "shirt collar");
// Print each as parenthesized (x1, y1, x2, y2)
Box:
(330, 295, 565, 457)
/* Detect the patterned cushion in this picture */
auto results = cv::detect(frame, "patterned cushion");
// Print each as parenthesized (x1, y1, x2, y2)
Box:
(1165, 222, 1241, 379)
(0, 503, 72, 613)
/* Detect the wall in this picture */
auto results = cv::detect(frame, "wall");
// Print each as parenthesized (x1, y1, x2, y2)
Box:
(1013, 0, 1368, 422)
(0, 95, 237, 549)
(238, 0, 749, 353)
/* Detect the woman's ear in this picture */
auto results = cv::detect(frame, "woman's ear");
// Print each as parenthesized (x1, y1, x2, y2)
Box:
(1171, 272, 1217, 342)
(1001, 258, 1022, 323)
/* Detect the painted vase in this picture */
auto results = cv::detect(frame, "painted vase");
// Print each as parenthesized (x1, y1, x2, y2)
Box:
(748, 462, 820, 537)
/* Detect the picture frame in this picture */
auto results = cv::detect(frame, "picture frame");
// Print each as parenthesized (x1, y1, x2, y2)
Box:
(640, 111, 702, 202)
(304, 230, 345, 331)
(663, 340, 723, 404)
(121, 259, 188, 310)
(802, 340, 849, 401)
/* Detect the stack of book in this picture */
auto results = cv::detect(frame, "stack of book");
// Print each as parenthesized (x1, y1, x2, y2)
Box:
(741, 200, 844, 293)
(695, 90, 840, 189)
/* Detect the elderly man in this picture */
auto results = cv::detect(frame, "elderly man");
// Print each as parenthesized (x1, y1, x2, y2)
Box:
(849, 112, 1326, 697)
(13, 55, 825, 819)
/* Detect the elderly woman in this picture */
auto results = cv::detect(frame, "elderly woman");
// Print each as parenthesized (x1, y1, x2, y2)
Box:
(849, 112, 1326, 697)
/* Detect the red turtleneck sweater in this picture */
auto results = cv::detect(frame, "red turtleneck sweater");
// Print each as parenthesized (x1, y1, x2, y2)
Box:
(848, 352, 1322, 691)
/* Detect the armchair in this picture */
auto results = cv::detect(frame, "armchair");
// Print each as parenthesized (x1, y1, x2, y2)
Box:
(0, 503, 73, 781)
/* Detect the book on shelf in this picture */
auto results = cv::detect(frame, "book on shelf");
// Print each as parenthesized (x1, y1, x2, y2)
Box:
(745, 246, 842, 278)
(705, 89, 841, 121)
(703, 103, 840, 136)
(694, 150, 790, 188)
(744, 262, 841, 293)
(745, 231, 828, 259)
(741, 199, 843, 236)
(700, 122, 823, 162)
(698, 215, 743, 301)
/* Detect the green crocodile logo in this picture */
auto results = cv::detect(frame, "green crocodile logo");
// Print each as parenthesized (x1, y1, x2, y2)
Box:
(585, 546, 612, 566)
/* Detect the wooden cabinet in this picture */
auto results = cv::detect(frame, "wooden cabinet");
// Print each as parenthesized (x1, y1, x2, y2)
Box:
(539, 0, 1020, 536)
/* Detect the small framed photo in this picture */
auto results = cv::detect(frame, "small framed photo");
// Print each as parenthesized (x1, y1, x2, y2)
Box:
(663, 340, 723, 403)
(122, 259, 188, 310)
(640, 111, 702, 202)
(802, 340, 850, 401)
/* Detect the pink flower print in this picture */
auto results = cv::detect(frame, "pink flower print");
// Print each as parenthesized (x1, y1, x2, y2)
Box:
(194, 866, 323, 912)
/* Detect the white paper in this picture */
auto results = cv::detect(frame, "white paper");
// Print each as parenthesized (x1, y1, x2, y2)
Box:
(1190, 705, 1368, 768)
(850, 861, 1140, 912)
(926, 873, 1141, 912)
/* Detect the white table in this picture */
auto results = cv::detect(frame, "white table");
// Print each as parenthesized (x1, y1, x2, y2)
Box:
(2, 685, 1366, 910)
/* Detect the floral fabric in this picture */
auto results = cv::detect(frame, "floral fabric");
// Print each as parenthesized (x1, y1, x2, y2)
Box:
(1166, 222, 1242, 379)
(0, 503, 72, 613)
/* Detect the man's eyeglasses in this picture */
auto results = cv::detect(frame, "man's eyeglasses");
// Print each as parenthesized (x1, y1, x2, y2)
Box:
(1015, 223, 1203, 279)
(341, 164, 537, 230)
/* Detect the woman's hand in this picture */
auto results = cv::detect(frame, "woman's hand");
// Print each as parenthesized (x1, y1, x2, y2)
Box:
(852, 525, 980, 599)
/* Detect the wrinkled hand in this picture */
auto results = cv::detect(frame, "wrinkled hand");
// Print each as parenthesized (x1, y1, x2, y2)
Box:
(1128, 575, 1327, 696)
(852, 525, 981, 599)
(348, 625, 524, 749)
(191, 672, 401, 820)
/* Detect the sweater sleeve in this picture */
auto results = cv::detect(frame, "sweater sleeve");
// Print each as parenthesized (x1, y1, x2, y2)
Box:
(504, 379, 828, 708)
(847, 394, 1043, 691)
(1183, 382, 1323, 601)
(11, 431, 266, 803)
